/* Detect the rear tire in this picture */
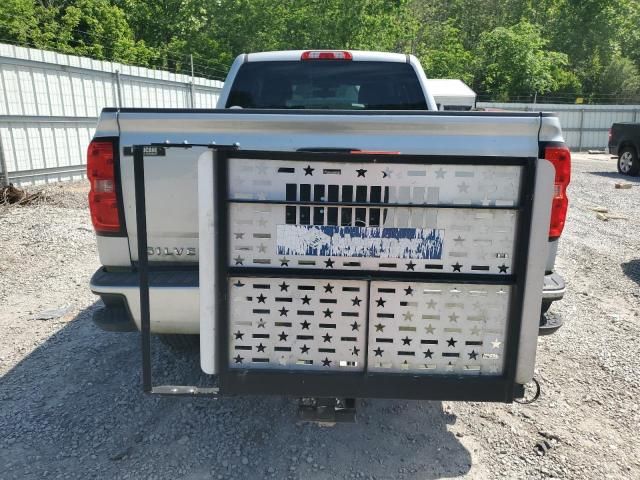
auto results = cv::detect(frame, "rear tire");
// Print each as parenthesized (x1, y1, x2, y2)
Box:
(618, 147, 640, 176)
(159, 334, 199, 351)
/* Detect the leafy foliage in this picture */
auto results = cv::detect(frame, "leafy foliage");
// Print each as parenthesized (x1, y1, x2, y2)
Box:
(1, 0, 639, 102)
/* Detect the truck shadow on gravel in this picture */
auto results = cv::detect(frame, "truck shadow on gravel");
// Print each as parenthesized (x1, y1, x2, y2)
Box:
(621, 259, 640, 285)
(0, 302, 472, 479)
(587, 171, 640, 182)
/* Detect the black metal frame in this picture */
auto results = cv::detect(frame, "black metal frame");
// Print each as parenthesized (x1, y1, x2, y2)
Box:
(133, 146, 536, 402)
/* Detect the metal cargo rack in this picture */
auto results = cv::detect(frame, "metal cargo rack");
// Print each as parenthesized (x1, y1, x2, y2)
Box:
(132, 145, 541, 403)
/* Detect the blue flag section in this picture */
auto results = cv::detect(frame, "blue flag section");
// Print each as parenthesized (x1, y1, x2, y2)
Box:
(277, 225, 444, 259)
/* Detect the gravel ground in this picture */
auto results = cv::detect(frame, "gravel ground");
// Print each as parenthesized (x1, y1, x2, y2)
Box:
(0, 153, 638, 479)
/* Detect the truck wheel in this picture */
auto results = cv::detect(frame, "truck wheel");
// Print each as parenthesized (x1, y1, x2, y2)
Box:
(618, 147, 640, 176)
(159, 334, 199, 351)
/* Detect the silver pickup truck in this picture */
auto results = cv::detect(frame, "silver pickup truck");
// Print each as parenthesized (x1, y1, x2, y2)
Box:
(88, 50, 570, 405)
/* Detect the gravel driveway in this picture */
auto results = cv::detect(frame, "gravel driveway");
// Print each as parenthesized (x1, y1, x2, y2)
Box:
(0, 153, 638, 479)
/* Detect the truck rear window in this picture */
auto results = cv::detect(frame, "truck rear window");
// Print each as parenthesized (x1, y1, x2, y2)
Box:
(226, 61, 428, 110)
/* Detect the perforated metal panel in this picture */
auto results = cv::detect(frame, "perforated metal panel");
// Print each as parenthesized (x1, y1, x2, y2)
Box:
(228, 277, 367, 371)
(229, 203, 516, 274)
(228, 159, 521, 206)
(227, 158, 520, 275)
(367, 281, 509, 375)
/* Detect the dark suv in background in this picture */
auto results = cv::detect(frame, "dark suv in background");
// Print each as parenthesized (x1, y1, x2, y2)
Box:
(609, 122, 640, 176)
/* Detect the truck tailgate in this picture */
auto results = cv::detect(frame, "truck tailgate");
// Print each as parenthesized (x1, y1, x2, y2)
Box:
(112, 110, 559, 263)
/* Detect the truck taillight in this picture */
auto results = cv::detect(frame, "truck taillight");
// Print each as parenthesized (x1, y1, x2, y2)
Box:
(301, 50, 352, 60)
(544, 145, 571, 239)
(87, 139, 120, 233)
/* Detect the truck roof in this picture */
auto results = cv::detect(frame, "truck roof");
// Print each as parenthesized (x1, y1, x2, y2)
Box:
(245, 50, 409, 63)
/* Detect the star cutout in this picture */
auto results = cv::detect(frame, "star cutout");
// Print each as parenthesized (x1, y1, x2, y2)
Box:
(425, 324, 435, 334)
(374, 323, 385, 332)
(324, 283, 334, 293)
(303, 165, 314, 176)
(279, 281, 289, 292)
(423, 349, 433, 359)
(356, 168, 367, 177)
(300, 320, 311, 330)
(257, 243, 267, 253)
(234, 255, 244, 265)
(373, 347, 384, 357)
(470, 325, 481, 336)
(447, 337, 457, 347)
(352, 346, 360, 356)
(406, 261, 416, 271)
(458, 182, 470, 193)
(256, 343, 266, 352)
(350, 321, 360, 331)
(323, 308, 333, 318)
(468, 350, 478, 360)
(322, 333, 332, 343)
(234, 330, 244, 340)
(234, 232, 244, 239)
(300, 344, 310, 354)
(402, 336, 412, 346)
(453, 235, 465, 243)
(324, 258, 335, 268)
(234, 354, 244, 364)
(491, 339, 502, 349)
(435, 167, 446, 179)
(280, 257, 289, 267)
(449, 312, 459, 323)
(402, 311, 414, 321)
(322, 357, 332, 367)
(382, 167, 392, 178)
(426, 299, 437, 309)
(233, 280, 245, 287)
(452, 262, 462, 272)
(278, 306, 289, 316)
(256, 293, 266, 303)
(301, 295, 311, 305)
(351, 297, 361, 306)
(376, 297, 386, 307)
(404, 286, 414, 296)
(278, 331, 288, 341)
(257, 318, 266, 328)
(257, 218, 268, 227)
(498, 264, 509, 273)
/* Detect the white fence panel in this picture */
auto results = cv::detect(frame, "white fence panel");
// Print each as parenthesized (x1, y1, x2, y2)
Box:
(0, 43, 223, 186)
(478, 102, 640, 151)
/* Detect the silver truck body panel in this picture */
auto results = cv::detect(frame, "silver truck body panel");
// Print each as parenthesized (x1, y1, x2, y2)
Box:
(113, 111, 557, 262)
(90, 111, 564, 339)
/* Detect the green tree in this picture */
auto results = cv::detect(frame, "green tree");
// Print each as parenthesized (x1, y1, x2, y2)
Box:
(598, 56, 640, 102)
(475, 21, 579, 100)
(413, 21, 474, 84)
(0, 0, 38, 45)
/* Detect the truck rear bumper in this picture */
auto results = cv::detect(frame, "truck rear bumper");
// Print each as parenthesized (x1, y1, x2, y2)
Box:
(90, 267, 566, 334)
(542, 272, 565, 302)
